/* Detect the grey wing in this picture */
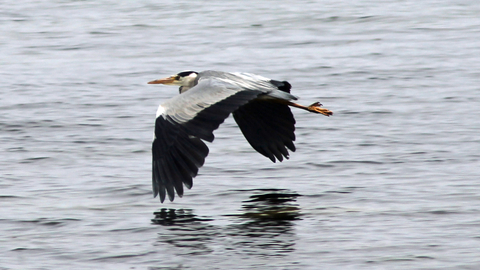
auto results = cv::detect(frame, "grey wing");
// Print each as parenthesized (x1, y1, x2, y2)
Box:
(233, 100, 296, 163)
(152, 78, 264, 202)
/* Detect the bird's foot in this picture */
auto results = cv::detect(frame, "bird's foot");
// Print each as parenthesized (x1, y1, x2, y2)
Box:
(307, 102, 333, 116)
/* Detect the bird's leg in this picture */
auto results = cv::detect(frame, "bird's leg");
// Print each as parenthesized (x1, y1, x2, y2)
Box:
(286, 101, 333, 116)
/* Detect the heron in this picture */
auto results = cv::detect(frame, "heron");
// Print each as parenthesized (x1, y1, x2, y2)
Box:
(148, 70, 332, 202)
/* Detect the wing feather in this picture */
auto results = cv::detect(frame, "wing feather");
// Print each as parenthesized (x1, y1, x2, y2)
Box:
(153, 117, 210, 202)
(233, 100, 296, 163)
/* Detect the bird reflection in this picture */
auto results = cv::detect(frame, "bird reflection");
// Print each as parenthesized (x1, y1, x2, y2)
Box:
(151, 208, 212, 226)
(238, 188, 302, 221)
(224, 189, 301, 256)
(151, 189, 301, 257)
(152, 209, 217, 255)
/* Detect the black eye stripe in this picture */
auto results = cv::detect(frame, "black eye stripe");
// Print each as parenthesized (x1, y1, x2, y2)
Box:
(177, 71, 198, 77)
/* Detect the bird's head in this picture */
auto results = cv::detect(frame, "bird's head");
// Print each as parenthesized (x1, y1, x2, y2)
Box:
(148, 71, 198, 87)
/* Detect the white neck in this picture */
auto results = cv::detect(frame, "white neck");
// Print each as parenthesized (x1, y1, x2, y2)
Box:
(178, 73, 198, 93)
(179, 86, 194, 93)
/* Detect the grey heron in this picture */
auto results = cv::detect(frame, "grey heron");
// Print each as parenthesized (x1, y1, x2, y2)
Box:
(148, 70, 332, 203)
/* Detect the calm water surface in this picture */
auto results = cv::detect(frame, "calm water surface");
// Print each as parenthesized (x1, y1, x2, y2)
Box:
(1, 0, 480, 269)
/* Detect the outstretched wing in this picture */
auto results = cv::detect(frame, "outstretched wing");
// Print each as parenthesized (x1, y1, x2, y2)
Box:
(152, 117, 209, 203)
(153, 75, 271, 202)
(233, 101, 296, 163)
(233, 80, 296, 163)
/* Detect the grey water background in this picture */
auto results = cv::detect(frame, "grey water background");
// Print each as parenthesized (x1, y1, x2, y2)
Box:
(1, 0, 480, 269)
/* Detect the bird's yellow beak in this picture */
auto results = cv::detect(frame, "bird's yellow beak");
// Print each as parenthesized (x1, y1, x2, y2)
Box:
(148, 76, 177, 85)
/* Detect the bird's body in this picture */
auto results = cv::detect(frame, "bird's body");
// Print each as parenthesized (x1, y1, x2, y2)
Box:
(148, 70, 332, 202)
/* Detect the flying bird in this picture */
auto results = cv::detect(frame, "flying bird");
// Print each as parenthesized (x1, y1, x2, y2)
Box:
(148, 70, 332, 202)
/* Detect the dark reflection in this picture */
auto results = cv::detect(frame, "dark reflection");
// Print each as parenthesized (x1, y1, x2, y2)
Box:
(151, 189, 301, 257)
(224, 189, 301, 256)
(239, 189, 302, 221)
(151, 208, 212, 226)
(152, 208, 217, 255)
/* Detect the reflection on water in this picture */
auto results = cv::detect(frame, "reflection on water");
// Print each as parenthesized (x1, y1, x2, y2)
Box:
(152, 208, 213, 226)
(152, 189, 300, 257)
(152, 209, 217, 255)
(236, 188, 302, 221)
(225, 189, 301, 256)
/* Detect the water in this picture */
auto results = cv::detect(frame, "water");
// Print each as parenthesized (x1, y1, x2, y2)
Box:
(1, 0, 480, 269)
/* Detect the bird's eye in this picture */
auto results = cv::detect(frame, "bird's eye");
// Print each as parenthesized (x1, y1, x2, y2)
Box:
(175, 75, 181, 80)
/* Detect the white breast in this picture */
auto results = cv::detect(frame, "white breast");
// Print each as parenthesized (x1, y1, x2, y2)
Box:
(156, 105, 166, 118)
